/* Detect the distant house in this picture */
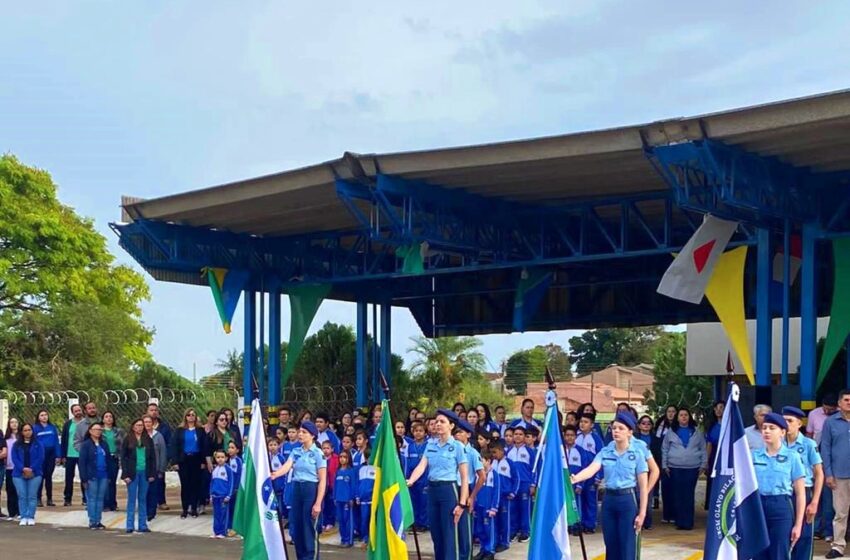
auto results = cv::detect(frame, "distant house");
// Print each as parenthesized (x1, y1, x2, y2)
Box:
(484, 372, 505, 393)
(580, 364, 655, 398)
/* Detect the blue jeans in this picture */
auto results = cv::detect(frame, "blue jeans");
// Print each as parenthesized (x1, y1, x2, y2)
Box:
(126, 474, 150, 531)
(13, 476, 42, 520)
(85, 478, 108, 525)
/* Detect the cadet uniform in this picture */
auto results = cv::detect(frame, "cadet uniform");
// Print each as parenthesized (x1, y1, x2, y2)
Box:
(752, 413, 805, 560)
(784, 419, 822, 560)
(593, 413, 648, 560)
(287, 422, 328, 560)
(417, 410, 469, 560)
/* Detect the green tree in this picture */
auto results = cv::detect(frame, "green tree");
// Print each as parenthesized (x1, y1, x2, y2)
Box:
(643, 332, 711, 416)
(290, 322, 357, 387)
(202, 348, 244, 390)
(569, 327, 665, 374)
(503, 343, 571, 394)
(407, 336, 486, 408)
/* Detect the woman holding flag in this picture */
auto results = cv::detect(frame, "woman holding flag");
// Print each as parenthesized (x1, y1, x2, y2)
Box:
(270, 420, 327, 560)
(406, 409, 470, 560)
(571, 412, 649, 560)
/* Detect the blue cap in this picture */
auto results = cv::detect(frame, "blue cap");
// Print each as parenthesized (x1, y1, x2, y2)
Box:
(781, 406, 805, 419)
(300, 420, 318, 438)
(613, 412, 636, 431)
(436, 408, 462, 426)
(453, 419, 475, 435)
(763, 412, 788, 430)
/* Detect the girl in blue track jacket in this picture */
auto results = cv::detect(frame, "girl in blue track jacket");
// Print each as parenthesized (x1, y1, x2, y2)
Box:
(334, 450, 356, 547)
(209, 450, 235, 538)
(226, 441, 242, 532)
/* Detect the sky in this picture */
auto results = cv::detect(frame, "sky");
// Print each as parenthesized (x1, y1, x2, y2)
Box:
(2, 2, 849, 381)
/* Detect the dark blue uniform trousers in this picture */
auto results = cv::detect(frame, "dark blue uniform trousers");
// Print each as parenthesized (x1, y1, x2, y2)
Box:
(602, 490, 639, 560)
(791, 489, 814, 560)
(291, 481, 320, 560)
(212, 496, 229, 536)
(670, 467, 699, 529)
(475, 506, 497, 554)
(497, 496, 512, 549)
(428, 481, 461, 560)
(411, 481, 429, 528)
(756, 495, 794, 560)
(335, 501, 354, 546)
(511, 485, 532, 537)
(581, 482, 598, 530)
(458, 506, 472, 560)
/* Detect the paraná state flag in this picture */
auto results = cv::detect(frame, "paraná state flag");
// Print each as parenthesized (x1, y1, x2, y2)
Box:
(657, 214, 738, 304)
(703, 383, 768, 560)
(368, 399, 414, 560)
(233, 399, 288, 560)
(529, 390, 576, 560)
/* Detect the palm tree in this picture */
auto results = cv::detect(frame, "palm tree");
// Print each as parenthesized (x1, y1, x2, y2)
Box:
(202, 348, 243, 389)
(407, 336, 486, 404)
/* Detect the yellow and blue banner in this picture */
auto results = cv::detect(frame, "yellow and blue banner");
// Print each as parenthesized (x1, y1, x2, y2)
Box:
(204, 268, 250, 334)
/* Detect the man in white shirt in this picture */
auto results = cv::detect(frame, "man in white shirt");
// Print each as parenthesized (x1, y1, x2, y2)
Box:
(744, 404, 771, 450)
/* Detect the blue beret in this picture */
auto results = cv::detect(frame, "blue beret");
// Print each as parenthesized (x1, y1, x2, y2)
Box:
(781, 406, 805, 419)
(436, 409, 462, 426)
(613, 412, 636, 431)
(763, 412, 788, 430)
(300, 420, 318, 438)
(453, 419, 474, 435)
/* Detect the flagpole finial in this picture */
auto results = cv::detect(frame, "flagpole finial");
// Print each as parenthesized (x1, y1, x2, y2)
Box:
(379, 369, 391, 401)
(545, 366, 556, 390)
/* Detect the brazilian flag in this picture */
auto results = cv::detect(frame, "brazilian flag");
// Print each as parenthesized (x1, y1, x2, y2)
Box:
(368, 400, 414, 560)
(205, 268, 250, 334)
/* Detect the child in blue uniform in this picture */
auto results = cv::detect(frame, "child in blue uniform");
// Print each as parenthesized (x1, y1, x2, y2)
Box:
(506, 426, 536, 542)
(782, 406, 824, 560)
(563, 424, 595, 535)
(454, 420, 485, 560)
(268, 438, 287, 521)
(406, 409, 470, 560)
(752, 412, 806, 560)
(571, 413, 649, 560)
(209, 450, 235, 538)
(576, 413, 604, 533)
(489, 439, 518, 553)
(356, 446, 376, 546)
(334, 450, 356, 547)
(475, 449, 500, 560)
(406, 421, 430, 531)
(226, 441, 242, 533)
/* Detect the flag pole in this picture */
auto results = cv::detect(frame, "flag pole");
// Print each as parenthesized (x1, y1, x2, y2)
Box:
(545, 367, 589, 560)
(379, 370, 423, 560)
(253, 397, 293, 560)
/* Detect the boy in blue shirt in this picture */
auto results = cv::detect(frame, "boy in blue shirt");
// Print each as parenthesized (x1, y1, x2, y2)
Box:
(405, 421, 430, 531)
(268, 438, 286, 521)
(489, 439, 518, 552)
(506, 426, 536, 542)
(563, 424, 595, 535)
(209, 450, 235, 538)
(355, 446, 376, 546)
(334, 450, 356, 547)
(576, 414, 604, 533)
(475, 449, 500, 560)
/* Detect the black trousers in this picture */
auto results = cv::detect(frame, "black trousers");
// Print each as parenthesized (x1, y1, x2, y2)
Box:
(37, 448, 57, 502)
(6, 470, 19, 517)
(178, 454, 204, 514)
(105, 455, 120, 510)
(63, 457, 85, 504)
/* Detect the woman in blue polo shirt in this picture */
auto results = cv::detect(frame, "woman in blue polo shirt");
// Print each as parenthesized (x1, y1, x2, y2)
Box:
(271, 421, 327, 560)
(752, 412, 806, 560)
(171, 408, 207, 518)
(406, 409, 470, 560)
(33, 409, 60, 507)
(571, 412, 649, 560)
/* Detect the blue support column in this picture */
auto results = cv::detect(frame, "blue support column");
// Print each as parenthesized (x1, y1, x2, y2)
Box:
(372, 304, 379, 404)
(242, 290, 256, 401)
(269, 288, 282, 405)
(258, 291, 265, 404)
(356, 302, 368, 407)
(380, 303, 392, 389)
(781, 221, 791, 386)
(755, 229, 773, 394)
(800, 223, 817, 409)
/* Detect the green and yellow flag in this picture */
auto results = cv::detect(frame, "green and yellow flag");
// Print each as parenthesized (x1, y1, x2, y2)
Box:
(204, 268, 250, 334)
(368, 400, 414, 560)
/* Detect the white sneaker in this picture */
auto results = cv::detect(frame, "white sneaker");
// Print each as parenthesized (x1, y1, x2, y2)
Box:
(19, 519, 27, 526)
(28, 519, 35, 526)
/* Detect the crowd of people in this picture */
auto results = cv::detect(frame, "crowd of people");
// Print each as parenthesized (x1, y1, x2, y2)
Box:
(0, 392, 845, 560)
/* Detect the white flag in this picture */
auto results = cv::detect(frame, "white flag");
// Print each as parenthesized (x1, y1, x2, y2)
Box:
(657, 214, 738, 304)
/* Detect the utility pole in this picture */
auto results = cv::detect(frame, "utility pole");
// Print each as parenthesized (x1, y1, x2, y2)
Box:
(193, 362, 197, 384)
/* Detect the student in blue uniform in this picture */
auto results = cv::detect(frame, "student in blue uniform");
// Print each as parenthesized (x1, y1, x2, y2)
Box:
(334, 450, 356, 548)
(268, 438, 287, 521)
(271, 421, 328, 560)
(474, 448, 500, 560)
(782, 406, 824, 560)
(209, 449, 235, 538)
(563, 424, 595, 535)
(454, 419, 485, 560)
(576, 413, 604, 533)
(752, 412, 806, 560)
(315, 412, 341, 454)
(226, 441, 242, 533)
(571, 412, 649, 560)
(507, 425, 536, 542)
(630, 419, 661, 531)
(406, 409, 470, 560)
(356, 446, 376, 545)
(406, 421, 430, 531)
(489, 439, 518, 553)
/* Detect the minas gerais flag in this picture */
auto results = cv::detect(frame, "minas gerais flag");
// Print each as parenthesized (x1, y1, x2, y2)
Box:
(233, 399, 288, 560)
(368, 400, 415, 560)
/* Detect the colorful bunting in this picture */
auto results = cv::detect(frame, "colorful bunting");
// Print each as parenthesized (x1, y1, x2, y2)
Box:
(817, 239, 850, 388)
(282, 284, 330, 386)
(705, 247, 755, 385)
(204, 268, 250, 334)
(395, 243, 425, 274)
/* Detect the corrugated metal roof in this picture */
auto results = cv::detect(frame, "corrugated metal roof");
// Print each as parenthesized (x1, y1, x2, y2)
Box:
(123, 89, 850, 238)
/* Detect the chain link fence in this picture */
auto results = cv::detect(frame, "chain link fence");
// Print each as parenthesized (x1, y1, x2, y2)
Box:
(0, 384, 357, 428)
